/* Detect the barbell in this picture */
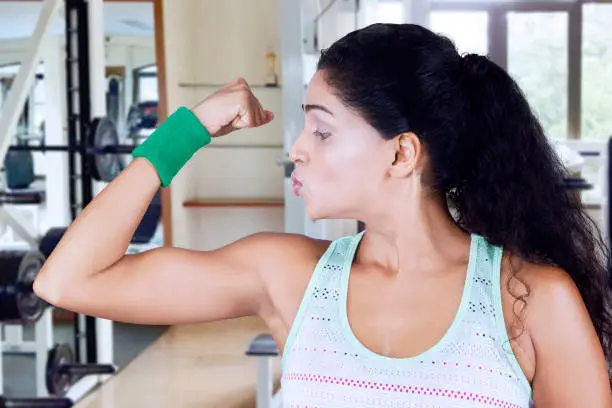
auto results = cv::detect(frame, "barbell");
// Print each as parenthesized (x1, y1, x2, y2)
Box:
(7, 117, 131, 182)
(46, 343, 117, 397)
(0, 395, 73, 408)
(0, 191, 45, 206)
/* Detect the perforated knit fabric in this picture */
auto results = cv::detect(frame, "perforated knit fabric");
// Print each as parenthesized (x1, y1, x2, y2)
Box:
(281, 232, 533, 408)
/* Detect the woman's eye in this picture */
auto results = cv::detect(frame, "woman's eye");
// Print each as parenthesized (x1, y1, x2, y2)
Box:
(314, 130, 332, 140)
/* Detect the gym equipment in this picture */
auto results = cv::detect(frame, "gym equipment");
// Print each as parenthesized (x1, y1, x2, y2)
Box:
(8, 117, 133, 183)
(3, 147, 35, 189)
(38, 228, 66, 259)
(46, 343, 117, 397)
(0, 250, 47, 324)
(0, 191, 45, 206)
(245, 334, 281, 408)
(0, 395, 73, 408)
(87, 117, 122, 182)
(0, 2, 116, 395)
(132, 189, 161, 244)
(127, 101, 158, 134)
(106, 78, 120, 127)
(564, 177, 593, 191)
(38, 214, 158, 255)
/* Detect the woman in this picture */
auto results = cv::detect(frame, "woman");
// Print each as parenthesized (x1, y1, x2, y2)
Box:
(34, 24, 611, 407)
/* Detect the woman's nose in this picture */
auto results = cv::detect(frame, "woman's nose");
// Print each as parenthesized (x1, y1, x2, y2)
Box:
(289, 134, 308, 164)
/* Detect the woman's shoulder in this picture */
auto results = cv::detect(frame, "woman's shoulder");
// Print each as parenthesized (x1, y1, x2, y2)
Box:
(500, 256, 582, 314)
(498, 255, 594, 379)
(245, 231, 332, 257)
(237, 232, 334, 277)
(500, 255, 584, 331)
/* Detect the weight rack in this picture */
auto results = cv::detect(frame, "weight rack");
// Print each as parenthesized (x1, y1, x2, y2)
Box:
(64, 0, 98, 366)
(1, 0, 116, 399)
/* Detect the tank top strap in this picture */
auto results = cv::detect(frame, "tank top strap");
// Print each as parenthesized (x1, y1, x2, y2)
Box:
(282, 233, 362, 367)
(466, 234, 532, 396)
(462, 234, 504, 329)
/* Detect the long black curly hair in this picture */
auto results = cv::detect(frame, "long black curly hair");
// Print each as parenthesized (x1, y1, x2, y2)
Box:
(317, 23, 611, 378)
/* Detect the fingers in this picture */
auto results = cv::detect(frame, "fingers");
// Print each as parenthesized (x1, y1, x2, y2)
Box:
(233, 92, 274, 130)
(213, 77, 274, 132)
(263, 110, 275, 124)
(227, 77, 248, 88)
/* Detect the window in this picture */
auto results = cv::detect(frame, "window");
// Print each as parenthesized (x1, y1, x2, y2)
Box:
(134, 65, 158, 103)
(137, 76, 158, 102)
(581, 4, 612, 140)
(430, 11, 489, 55)
(0, 62, 45, 142)
(507, 12, 569, 140)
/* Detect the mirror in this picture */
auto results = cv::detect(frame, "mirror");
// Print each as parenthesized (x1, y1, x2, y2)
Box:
(0, 0, 165, 399)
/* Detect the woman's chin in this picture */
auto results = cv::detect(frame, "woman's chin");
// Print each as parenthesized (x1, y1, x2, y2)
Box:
(305, 201, 338, 221)
(305, 201, 324, 220)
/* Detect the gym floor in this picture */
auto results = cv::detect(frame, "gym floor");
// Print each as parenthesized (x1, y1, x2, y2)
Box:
(73, 317, 281, 408)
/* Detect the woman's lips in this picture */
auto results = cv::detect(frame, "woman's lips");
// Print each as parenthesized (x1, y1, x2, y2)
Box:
(291, 172, 303, 197)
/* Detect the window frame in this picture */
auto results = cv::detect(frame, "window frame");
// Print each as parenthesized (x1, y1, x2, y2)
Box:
(429, 1, 582, 140)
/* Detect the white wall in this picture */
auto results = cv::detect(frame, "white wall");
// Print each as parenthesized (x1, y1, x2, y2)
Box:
(105, 36, 155, 69)
(0, 38, 50, 68)
(163, 0, 285, 250)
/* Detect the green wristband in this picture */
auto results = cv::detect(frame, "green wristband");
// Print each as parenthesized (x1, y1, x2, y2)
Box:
(132, 106, 211, 187)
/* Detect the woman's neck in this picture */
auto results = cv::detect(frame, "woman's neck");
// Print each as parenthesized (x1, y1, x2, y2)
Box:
(356, 193, 471, 276)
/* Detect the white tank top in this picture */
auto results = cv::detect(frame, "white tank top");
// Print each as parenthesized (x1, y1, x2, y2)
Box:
(281, 232, 533, 408)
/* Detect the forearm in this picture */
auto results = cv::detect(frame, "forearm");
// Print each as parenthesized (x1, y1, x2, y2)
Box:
(34, 158, 160, 301)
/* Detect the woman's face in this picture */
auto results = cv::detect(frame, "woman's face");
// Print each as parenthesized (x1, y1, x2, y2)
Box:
(289, 70, 398, 221)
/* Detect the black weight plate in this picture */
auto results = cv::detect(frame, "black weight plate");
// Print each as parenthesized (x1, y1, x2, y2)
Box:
(16, 250, 46, 323)
(39, 228, 67, 259)
(0, 250, 45, 324)
(0, 251, 21, 322)
(88, 117, 122, 182)
(46, 343, 75, 397)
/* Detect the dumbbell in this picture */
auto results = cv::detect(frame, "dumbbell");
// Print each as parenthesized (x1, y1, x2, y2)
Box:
(0, 250, 48, 324)
(0, 396, 72, 408)
(46, 344, 117, 397)
(0, 228, 68, 325)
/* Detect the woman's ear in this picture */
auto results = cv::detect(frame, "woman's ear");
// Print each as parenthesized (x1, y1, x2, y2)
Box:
(389, 132, 421, 178)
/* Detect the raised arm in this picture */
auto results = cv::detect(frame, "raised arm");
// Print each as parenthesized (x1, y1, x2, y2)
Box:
(33, 78, 284, 325)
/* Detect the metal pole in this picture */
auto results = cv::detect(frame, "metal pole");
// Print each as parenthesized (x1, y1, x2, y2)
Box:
(568, 3, 582, 139)
(88, 0, 114, 372)
(256, 358, 273, 408)
(7, 145, 135, 154)
(35, 309, 54, 397)
(0, 324, 3, 394)
(73, 0, 99, 367)
(65, 0, 82, 363)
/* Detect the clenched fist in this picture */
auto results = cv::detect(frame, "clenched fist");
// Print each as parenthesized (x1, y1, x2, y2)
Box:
(192, 78, 275, 138)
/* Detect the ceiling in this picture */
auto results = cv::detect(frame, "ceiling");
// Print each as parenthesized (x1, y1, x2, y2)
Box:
(0, 1, 154, 40)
